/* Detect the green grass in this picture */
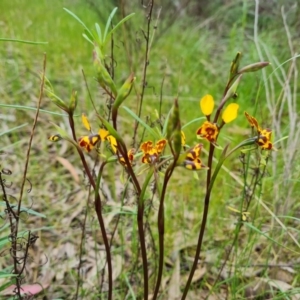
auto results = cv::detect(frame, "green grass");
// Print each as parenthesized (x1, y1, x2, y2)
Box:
(1, 0, 300, 299)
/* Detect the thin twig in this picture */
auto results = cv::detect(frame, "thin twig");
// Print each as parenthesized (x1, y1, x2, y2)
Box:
(132, 0, 155, 146)
(74, 186, 91, 299)
(11, 54, 46, 297)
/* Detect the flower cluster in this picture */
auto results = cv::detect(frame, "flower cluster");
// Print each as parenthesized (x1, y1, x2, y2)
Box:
(51, 96, 275, 174)
(196, 94, 239, 145)
(77, 114, 135, 166)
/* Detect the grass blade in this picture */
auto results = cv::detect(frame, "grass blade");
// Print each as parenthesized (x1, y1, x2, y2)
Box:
(82, 32, 94, 45)
(0, 104, 72, 116)
(182, 117, 206, 129)
(95, 23, 102, 42)
(0, 124, 28, 137)
(244, 222, 299, 254)
(105, 13, 135, 43)
(103, 7, 118, 43)
(63, 8, 94, 41)
(122, 106, 159, 139)
(0, 38, 47, 45)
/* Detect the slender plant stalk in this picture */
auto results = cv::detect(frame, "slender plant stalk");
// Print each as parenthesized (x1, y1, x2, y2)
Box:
(9, 54, 46, 297)
(181, 76, 236, 298)
(152, 155, 179, 299)
(75, 184, 92, 299)
(68, 115, 113, 300)
(181, 144, 215, 299)
(132, 0, 154, 146)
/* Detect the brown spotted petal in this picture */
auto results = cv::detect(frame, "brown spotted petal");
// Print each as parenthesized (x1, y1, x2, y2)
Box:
(196, 121, 219, 144)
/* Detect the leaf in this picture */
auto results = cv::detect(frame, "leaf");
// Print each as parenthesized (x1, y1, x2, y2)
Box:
(103, 7, 118, 43)
(105, 13, 135, 43)
(51, 124, 80, 150)
(63, 8, 94, 41)
(182, 117, 206, 129)
(0, 280, 15, 293)
(122, 106, 159, 139)
(0, 38, 48, 45)
(168, 255, 180, 299)
(95, 23, 102, 42)
(0, 123, 28, 137)
(82, 33, 93, 45)
(162, 107, 172, 136)
(0, 272, 17, 279)
(0, 104, 70, 116)
(0, 202, 46, 218)
(244, 223, 299, 254)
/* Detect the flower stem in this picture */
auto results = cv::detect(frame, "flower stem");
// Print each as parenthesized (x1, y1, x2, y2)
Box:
(181, 144, 215, 299)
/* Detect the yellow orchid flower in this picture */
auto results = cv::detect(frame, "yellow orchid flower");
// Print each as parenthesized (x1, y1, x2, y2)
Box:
(140, 139, 167, 164)
(245, 112, 276, 150)
(181, 143, 207, 170)
(196, 95, 239, 144)
(78, 134, 101, 152)
(196, 121, 219, 144)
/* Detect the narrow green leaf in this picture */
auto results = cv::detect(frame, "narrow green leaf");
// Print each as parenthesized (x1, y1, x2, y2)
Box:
(0, 272, 17, 279)
(0, 280, 15, 293)
(162, 108, 172, 136)
(124, 274, 137, 300)
(0, 124, 28, 137)
(0, 38, 47, 45)
(0, 226, 52, 249)
(244, 222, 298, 254)
(103, 7, 118, 43)
(122, 106, 159, 139)
(274, 135, 288, 145)
(140, 169, 154, 207)
(82, 33, 94, 45)
(0, 202, 46, 218)
(51, 124, 79, 149)
(105, 13, 135, 43)
(63, 8, 94, 41)
(0, 140, 23, 151)
(95, 23, 102, 42)
(0, 104, 71, 116)
(182, 117, 206, 129)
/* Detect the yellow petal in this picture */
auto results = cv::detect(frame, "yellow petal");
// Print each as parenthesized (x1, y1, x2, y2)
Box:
(222, 103, 239, 123)
(99, 128, 109, 141)
(106, 135, 117, 153)
(181, 131, 186, 146)
(200, 94, 214, 116)
(82, 113, 91, 132)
